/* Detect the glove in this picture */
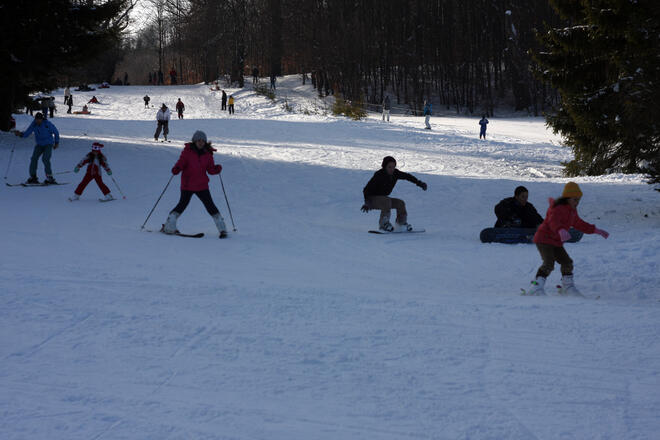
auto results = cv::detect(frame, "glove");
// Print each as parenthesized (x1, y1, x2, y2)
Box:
(417, 181, 427, 191)
(215, 164, 222, 173)
(107, 170, 112, 176)
(74, 166, 80, 173)
(172, 166, 181, 175)
(14, 130, 22, 137)
(594, 227, 609, 239)
(558, 229, 571, 242)
(53, 143, 59, 150)
(360, 204, 370, 213)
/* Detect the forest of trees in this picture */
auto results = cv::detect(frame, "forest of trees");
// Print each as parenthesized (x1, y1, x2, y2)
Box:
(121, 0, 562, 116)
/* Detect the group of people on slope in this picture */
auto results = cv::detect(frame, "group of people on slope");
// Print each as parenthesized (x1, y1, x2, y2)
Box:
(381, 96, 490, 137)
(13, 110, 610, 294)
(360, 157, 608, 297)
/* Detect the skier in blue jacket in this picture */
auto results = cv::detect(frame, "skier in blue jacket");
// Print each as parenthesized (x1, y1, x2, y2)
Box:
(15, 112, 60, 184)
(423, 101, 432, 129)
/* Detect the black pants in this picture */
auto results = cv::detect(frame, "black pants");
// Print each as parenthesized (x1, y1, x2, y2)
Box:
(171, 189, 219, 216)
(222, 102, 227, 110)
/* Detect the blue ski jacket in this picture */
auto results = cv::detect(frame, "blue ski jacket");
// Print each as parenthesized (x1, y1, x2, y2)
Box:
(22, 119, 60, 146)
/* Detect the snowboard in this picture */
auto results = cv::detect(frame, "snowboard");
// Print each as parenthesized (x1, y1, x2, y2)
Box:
(480, 227, 583, 244)
(369, 228, 425, 234)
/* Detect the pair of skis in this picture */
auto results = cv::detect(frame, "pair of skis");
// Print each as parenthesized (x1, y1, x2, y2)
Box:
(6, 181, 68, 187)
(520, 287, 599, 300)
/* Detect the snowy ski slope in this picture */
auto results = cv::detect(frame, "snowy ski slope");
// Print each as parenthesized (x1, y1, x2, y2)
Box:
(1, 76, 659, 439)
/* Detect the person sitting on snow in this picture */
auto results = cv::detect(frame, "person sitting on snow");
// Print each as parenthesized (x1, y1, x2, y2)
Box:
(361, 156, 427, 232)
(87, 96, 99, 104)
(494, 186, 544, 229)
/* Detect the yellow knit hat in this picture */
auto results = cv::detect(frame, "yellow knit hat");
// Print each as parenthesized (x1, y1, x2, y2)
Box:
(562, 181, 583, 199)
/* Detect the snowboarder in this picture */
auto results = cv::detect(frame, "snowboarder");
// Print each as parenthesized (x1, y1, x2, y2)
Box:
(155, 103, 171, 141)
(14, 112, 60, 184)
(494, 186, 543, 228)
(479, 115, 489, 139)
(526, 182, 609, 296)
(361, 156, 427, 232)
(228, 95, 235, 114)
(423, 101, 432, 129)
(382, 95, 391, 122)
(163, 130, 228, 238)
(69, 142, 114, 201)
(176, 98, 185, 119)
(143, 94, 150, 108)
(221, 90, 227, 111)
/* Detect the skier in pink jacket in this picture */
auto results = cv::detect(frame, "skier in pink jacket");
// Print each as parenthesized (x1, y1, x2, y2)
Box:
(162, 131, 228, 238)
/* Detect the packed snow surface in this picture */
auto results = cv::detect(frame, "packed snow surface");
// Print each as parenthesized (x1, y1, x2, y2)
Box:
(1, 76, 659, 439)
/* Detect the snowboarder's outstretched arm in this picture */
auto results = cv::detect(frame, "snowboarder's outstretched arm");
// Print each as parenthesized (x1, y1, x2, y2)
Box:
(394, 169, 427, 190)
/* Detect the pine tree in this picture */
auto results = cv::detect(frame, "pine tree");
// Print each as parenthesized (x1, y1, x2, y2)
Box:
(533, 0, 660, 183)
(0, 0, 129, 131)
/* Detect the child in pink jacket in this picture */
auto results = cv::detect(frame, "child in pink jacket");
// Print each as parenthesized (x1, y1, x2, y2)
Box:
(526, 182, 609, 296)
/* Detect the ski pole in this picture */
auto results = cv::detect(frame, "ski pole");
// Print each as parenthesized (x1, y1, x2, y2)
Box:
(219, 174, 237, 231)
(141, 174, 174, 230)
(110, 175, 127, 199)
(4, 145, 16, 181)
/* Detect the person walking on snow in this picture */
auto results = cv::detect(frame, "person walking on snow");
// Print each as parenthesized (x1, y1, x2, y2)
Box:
(176, 98, 185, 119)
(14, 112, 60, 184)
(221, 90, 227, 111)
(228, 95, 235, 114)
(155, 103, 171, 141)
(526, 182, 609, 296)
(479, 115, 489, 139)
(423, 101, 432, 129)
(382, 95, 391, 122)
(69, 142, 114, 201)
(143, 94, 150, 108)
(361, 156, 427, 232)
(163, 131, 228, 238)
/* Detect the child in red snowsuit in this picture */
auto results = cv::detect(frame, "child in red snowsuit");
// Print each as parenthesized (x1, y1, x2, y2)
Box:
(526, 182, 609, 296)
(69, 142, 114, 201)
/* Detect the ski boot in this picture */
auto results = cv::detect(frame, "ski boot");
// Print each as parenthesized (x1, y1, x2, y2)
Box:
(100, 193, 115, 202)
(69, 193, 80, 201)
(26, 176, 39, 184)
(162, 211, 180, 234)
(44, 175, 57, 184)
(395, 222, 413, 232)
(523, 277, 546, 296)
(379, 221, 394, 232)
(212, 213, 228, 239)
(558, 275, 583, 296)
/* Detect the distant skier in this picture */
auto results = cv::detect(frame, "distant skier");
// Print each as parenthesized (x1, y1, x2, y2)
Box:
(14, 112, 60, 184)
(423, 101, 432, 129)
(270, 74, 276, 90)
(479, 115, 489, 139)
(361, 156, 427, 232)
(69, 142, 114, 202)
(525, 182, 609, 296)
(252, 67, 259, 84)
(382, 95, 391, 122)
(221, 90, 227, 111)
(228, 95, 235, 114)
(48, 96, 56, 118)
(494, 186, 543, 228)
(176, 98, 185, 119)
(65, 94, 73, 114)
(155, 103, 171, 141)
(163, 130, 228, 238)
(143, 94, 150, 108)
(64, 86, 71, 104)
